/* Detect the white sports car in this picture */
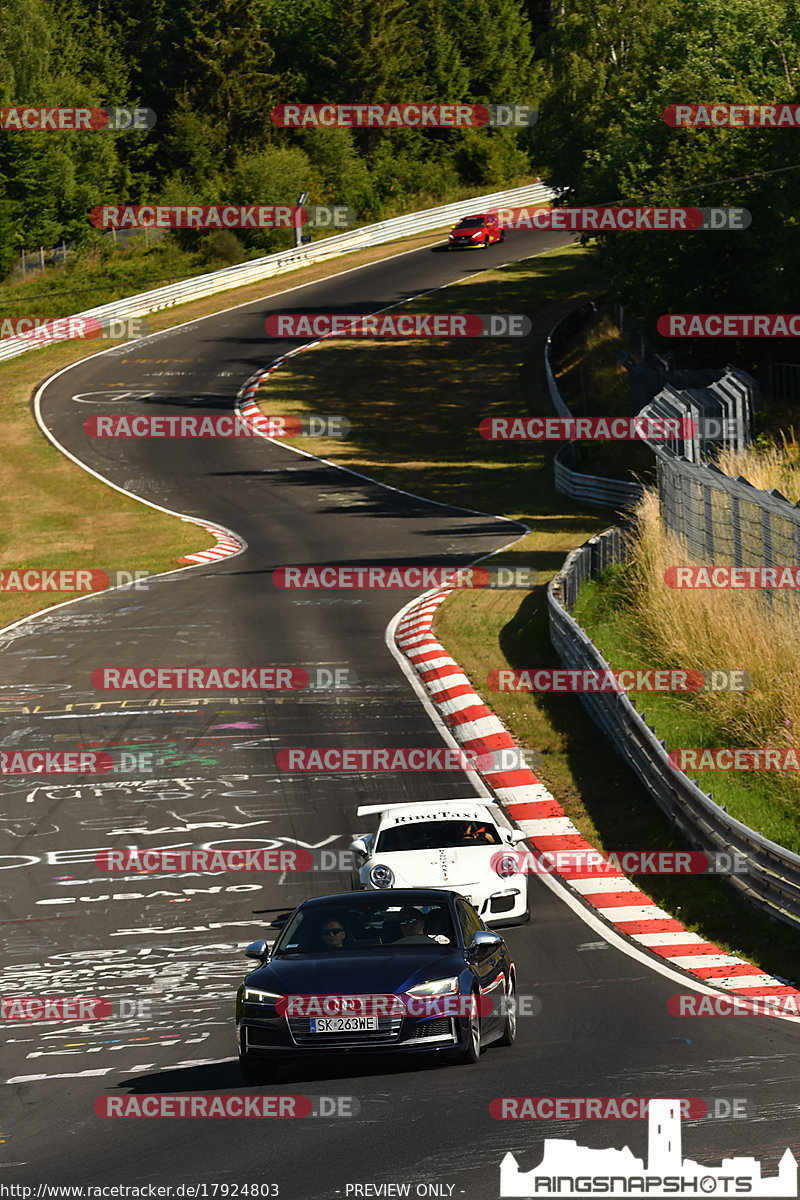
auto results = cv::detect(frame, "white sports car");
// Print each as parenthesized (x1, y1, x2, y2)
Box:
(349, 798, 531, 926)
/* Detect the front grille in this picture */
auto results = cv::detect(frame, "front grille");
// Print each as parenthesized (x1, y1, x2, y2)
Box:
(245, 1025, 284, 1048)
(490, 893, 516, 913)
(409, 1018, 455, 1042)
(287, 1015, 403, 1046)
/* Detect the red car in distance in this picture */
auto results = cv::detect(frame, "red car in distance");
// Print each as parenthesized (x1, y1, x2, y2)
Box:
(448, 212, 504, 249)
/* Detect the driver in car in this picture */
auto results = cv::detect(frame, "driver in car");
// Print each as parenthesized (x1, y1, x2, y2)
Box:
(398, 907, 433, 938)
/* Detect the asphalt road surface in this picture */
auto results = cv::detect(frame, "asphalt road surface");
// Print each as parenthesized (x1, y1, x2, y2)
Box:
(3, 229, 800, 1196)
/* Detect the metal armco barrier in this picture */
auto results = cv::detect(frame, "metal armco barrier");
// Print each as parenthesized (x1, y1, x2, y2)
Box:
(545, 301, 645, 509)
(548, 526, 800, 932)
(0, 181, 556, 363)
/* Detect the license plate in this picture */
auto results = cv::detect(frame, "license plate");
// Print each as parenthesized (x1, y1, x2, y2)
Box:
(309, 1016, 379, 1033)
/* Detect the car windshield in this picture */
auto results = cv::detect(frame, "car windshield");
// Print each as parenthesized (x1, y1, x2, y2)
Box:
(375, 819, 501, 852)
(272, 898, 457, 955)
(455, 217, 484, 228)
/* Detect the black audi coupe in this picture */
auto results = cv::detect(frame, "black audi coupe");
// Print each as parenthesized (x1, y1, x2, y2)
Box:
(235, 888, 517, 1080)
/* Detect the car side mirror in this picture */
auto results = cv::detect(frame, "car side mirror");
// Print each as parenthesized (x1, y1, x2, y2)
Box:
(468, 930, 502, 958)
(244, 940, 269, 960)
(350, 837, 370, 858)
(510, 829, 528, 844)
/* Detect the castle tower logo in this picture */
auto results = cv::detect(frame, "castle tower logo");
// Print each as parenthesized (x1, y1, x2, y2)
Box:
(500, 1099, 797, 1197)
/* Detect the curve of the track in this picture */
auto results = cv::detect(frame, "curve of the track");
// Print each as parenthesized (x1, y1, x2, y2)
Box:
(3, 231, 800, 1193)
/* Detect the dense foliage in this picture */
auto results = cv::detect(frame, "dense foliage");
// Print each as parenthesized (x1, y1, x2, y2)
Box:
(0, 0, 541, 271)
(535, 0, 800, 357)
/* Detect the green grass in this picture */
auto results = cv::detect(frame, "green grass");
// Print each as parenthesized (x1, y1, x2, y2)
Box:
(0, 226, 457, 627)
(573, 563, 800, 854)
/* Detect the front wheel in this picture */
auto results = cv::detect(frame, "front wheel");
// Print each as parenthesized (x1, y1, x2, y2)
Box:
(497, 974, 517, 1046)
(452, 992, 481, 1064)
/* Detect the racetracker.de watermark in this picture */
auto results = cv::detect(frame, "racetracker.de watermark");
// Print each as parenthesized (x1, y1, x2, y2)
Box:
(275, 747, 532, 772)
(0, 106, 156, 131)
(95, 847, 359, 873)
(95, 1095, 357, 1118)
(490, 1097, 749, 1119)
(91, 667, 312, 690)
(486, 668, 749, 692)
(666, 565, 800, 588)
(670, 748, 800, 771)
(0, 997, 154, 1020)
(0, 317, 150, 343)
(264, 314, 531, 338)
(1, 751, 113, 775)
(270, 992, 541, 1019)
(83, 415, 349, 438)
(658, 314, 800, 337)
(493, 206, 750, 231)
(270, 103, 537, 127)
(669, 993, 800, 1016)
(95, 848, 313, 872)
(664, 104, 800, 126)
(479, 416, 697, 441)
(272, 565, 536, 589)
(0, 568, 152, 593)
(490, 849, 749, 876)
(90, 205, 355, 229)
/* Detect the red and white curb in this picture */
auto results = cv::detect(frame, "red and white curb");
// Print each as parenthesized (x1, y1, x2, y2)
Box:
(178, 519, 245, 565)
(395, 589, 800, 1005)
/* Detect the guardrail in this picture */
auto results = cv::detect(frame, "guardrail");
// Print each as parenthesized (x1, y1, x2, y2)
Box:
(0, 181, 556, 364)
(544, 301, 645, 509)
(548, 526, 800, 933)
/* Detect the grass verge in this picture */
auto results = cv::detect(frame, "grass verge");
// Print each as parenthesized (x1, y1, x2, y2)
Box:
(251, 241, 800, 982)
(0, 226, 456, 628)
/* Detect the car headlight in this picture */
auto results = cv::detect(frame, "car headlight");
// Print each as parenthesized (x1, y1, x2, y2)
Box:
(244, 988, 283, 1003)
(406, 977, 459, 997)
(495, 853, 521, 879)
(369, 863, 395, 888)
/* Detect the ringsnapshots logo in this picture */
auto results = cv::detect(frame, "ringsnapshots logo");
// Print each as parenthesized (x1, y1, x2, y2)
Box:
(271, 103, 537, 127)
(494, 206, 750, 231)
(499, 1098, 797, 1197)
(658, 314, 800, 337)
(0, 568, 152, 593)
(0, 106, 156, 131)
(664, 103, 800, 127)
(83, 414, 349, 438)
(90, 204, 355, 230)
(487, 668, 749, 693)
(272, 565, 536, 589)
(666, 566, 800, 589)
(265, 313, 531, 338)
(479, 416, 697, 442)
(670, 748, 800, 771)
(490, 848, 749, 876)
(0, 317, 150, 344)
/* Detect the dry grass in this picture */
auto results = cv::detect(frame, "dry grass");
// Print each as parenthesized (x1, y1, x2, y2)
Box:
(716, 430, 800, 502)
(626, 491, 800, 792)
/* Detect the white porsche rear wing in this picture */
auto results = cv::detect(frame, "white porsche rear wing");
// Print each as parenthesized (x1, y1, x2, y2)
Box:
(356, 797, 494, 818)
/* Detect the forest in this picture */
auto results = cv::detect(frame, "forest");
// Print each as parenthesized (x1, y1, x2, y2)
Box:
(0, 0, 798, 336)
